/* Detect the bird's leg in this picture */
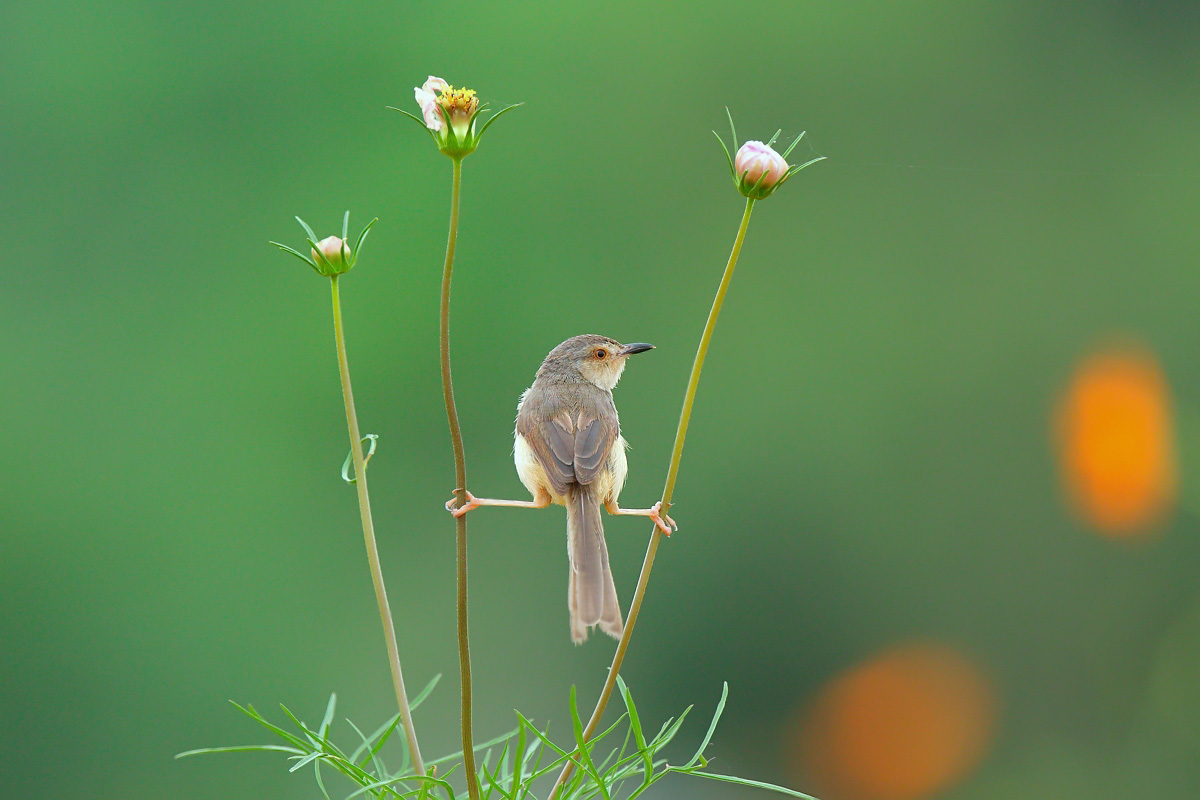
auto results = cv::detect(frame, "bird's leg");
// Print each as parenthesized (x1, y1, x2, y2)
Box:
(446, 488, 551, 518)
(604, 500, 677, 536)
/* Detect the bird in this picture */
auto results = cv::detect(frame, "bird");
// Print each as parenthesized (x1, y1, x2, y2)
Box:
(447, 334, 675, 643)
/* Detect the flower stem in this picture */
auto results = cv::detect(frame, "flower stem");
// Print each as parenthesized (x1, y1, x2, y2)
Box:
(549, 197, 756, 799)
(439, 157, 480, 800)
(329, 274, 425, 776)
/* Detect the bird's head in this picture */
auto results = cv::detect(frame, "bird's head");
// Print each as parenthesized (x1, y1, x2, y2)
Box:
(540, 334, 654, 391)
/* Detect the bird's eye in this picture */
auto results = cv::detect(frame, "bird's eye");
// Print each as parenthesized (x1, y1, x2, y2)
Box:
(595, 349, 607, 359)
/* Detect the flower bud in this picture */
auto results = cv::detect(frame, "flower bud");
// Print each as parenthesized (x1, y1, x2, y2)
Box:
(734, 140, 789, 199)
(312, 236, 352, 274)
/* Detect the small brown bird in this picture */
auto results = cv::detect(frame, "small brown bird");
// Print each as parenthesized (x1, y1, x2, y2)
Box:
(448, 334, 675, 643)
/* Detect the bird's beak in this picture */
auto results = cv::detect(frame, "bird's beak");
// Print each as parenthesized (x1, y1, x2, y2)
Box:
(620, 342, 655, 356)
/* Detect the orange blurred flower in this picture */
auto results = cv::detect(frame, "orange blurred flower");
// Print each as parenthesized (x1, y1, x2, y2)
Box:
(1056, 345, 1177, 536)
(788, 642, 996, 800)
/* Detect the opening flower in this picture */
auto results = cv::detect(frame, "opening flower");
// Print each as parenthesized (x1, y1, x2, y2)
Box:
(412, 75, 480, 149)
(396, 75, 520, 159)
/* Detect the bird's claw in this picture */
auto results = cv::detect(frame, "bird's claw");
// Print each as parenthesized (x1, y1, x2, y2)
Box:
(648, 501, 678, 536)
(446, 489, 480, 518)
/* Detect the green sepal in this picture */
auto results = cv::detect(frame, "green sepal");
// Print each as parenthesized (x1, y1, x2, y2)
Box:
(475, 102, 523, 142)
(780, 129, 807, 159)
(713, 129, 737, 183)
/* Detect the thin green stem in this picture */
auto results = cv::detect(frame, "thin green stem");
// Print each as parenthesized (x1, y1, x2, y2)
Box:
(549, 197, 756, 799)
(439, 157, 480, 800)
(329, 274, 425, 776)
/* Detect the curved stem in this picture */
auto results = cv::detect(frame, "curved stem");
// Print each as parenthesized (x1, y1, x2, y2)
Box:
(439, 157, 480, 800)
(330, 275, 425, 776)
(549, 197, 756, 798)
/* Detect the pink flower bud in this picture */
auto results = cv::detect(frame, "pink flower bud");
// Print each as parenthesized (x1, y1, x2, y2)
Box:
(312, 236, 350, 270)
(734, 141, 789, 193)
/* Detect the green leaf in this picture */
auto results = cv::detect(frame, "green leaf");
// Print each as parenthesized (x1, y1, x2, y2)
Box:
(683, 682, 727, 769)
(427, 727, 521, 767)
(568, 686, 610, 800)
(230, 702, 310, 751)
(514, 713, 570, 759)
(288, 751, 323, 773)
(685, 770, 818, 798)
(725, 107, 739, 149)
(175, 744, 302, 758)
(319, 693, 337, 739)
(343, 771, 455, 800)
(510, 719, 527, 790)
(616, 676, 653, 783)
(278, 703, 347, 759)
(312, 755, 332, 800)
(346, 718, 389, 777)
(411, 674, 443, 711)
(647, 704, 693, 751)
(341, 211, 350, 242)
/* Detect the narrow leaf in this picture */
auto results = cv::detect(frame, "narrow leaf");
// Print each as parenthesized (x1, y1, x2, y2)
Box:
(684, 682, 728, 768)
(687, 770, 818, 798)
(175, 744, 302, 758)
(568, 686, 610, 800)
(616, 676, 653, 781)
(319, 693, 337, 739)
(288, 751, 323, 773)
(229, 702, 310, 751)
(411, 673, 443, 711)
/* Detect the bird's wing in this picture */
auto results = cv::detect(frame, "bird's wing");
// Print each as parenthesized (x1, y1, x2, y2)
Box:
(517, 387, 618, 493)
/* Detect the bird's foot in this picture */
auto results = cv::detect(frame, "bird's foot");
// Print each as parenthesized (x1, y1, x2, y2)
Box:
(445, 489, 480, 518)
(647, 501, 678, 536)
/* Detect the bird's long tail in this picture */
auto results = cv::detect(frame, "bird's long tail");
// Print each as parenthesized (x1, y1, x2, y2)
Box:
(566, 483, 623, 643)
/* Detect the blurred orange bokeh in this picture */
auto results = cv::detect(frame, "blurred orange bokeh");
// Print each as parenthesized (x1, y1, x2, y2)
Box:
(1056, 345, 1177, 536)
(788, 642, 996, 800)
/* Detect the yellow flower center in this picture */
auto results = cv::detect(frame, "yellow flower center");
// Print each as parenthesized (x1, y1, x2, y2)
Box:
(437, 86, 479, 116)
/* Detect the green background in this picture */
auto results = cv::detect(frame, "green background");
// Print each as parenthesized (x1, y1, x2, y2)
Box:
(3, 1, 1200, 798)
